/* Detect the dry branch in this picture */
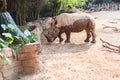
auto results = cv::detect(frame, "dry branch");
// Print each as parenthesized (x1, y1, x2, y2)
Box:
(108, 21, 117, 24)
(102, 24, 120, 32)
(100, 38, 120, 53)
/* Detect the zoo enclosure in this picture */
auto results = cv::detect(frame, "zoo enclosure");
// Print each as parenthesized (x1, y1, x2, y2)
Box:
(88, 2, 120, 11)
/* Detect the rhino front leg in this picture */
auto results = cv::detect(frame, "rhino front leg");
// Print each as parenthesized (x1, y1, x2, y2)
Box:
(65, 31, 71, 43)
(58, 32, 64, 43)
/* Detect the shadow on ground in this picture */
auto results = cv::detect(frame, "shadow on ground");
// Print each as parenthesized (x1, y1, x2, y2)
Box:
(42, 42, 95, 54)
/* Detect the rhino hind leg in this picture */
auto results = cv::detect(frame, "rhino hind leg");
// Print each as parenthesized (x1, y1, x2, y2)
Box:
(90, 28, 96, 43)
(84, 29, 91, 42)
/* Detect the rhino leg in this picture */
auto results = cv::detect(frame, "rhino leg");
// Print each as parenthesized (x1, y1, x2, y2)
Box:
(84, 29, 91, 42)
(58, 32, 64, 43)
(90, 28, 96, 43)
(65, 31, 71, 43)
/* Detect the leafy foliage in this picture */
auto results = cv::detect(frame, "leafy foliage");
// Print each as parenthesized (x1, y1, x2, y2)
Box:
(0, 50, 11, 64)
(60, 0, 87, 10)
(42, 0, 88, 16)
(24, 29, 37, 43)
(0, 40, 11, 64)
(0, 24, 37, 64)
(0, 38, 9, 48)
(7, 0, 48, 25)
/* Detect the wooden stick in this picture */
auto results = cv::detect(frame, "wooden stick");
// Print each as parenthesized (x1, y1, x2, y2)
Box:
(100, 38, 120, 53)
(100, 38, 120, 48)
(102, 24, 120, 32)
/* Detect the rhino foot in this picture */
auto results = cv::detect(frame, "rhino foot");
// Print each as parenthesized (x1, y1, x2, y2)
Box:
(65, 40, 70, 43)
(59, 38, 64, 43)
(91, 40, 96, 43)
(84, 39, 90, 42)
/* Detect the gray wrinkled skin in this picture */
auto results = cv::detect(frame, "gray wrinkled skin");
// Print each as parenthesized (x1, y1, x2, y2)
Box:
(43, 27, 60, 42)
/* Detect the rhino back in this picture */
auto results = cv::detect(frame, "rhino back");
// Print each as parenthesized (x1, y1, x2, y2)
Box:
(55, 13, 95, 28)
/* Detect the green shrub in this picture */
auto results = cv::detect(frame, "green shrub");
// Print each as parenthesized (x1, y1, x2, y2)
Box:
(0, 24, 37, 64)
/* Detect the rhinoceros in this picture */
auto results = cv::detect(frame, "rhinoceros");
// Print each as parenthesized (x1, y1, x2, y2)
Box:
(43, 13, 96, 43)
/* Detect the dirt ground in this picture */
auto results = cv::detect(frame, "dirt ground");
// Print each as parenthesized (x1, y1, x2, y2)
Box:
(17, 11, 120, 80)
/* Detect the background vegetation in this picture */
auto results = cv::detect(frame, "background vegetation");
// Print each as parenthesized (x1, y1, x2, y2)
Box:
(7, 0, 48, 25)
(6, 0, 120, 25)
(7, 0, 89, 25)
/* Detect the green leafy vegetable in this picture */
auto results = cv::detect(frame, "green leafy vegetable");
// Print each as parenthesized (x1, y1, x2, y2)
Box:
(0, 24, 38, 64)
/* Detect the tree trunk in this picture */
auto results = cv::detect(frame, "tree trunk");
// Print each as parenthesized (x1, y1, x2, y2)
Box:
(0, 12, 27, 42)
(0, 0, 7, 12)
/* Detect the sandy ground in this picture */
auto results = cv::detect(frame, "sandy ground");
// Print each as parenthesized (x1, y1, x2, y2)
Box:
(17, 11, 120, 80)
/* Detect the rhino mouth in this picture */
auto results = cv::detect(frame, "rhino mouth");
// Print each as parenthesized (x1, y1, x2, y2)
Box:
(43, 27, 60, 43)
(44, 35, 57, 43)
(47, 38, 54, 43)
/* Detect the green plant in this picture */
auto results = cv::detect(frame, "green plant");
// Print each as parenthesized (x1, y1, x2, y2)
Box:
(0, 48, 11, 64)
(0, 24, 37, 64)
(44, 0, 87, 16)
(24, 29, 37, 43)
(0, 38, 11, 64)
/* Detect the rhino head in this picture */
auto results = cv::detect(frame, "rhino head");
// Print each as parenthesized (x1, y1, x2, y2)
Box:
(43, 27, 60, 43)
